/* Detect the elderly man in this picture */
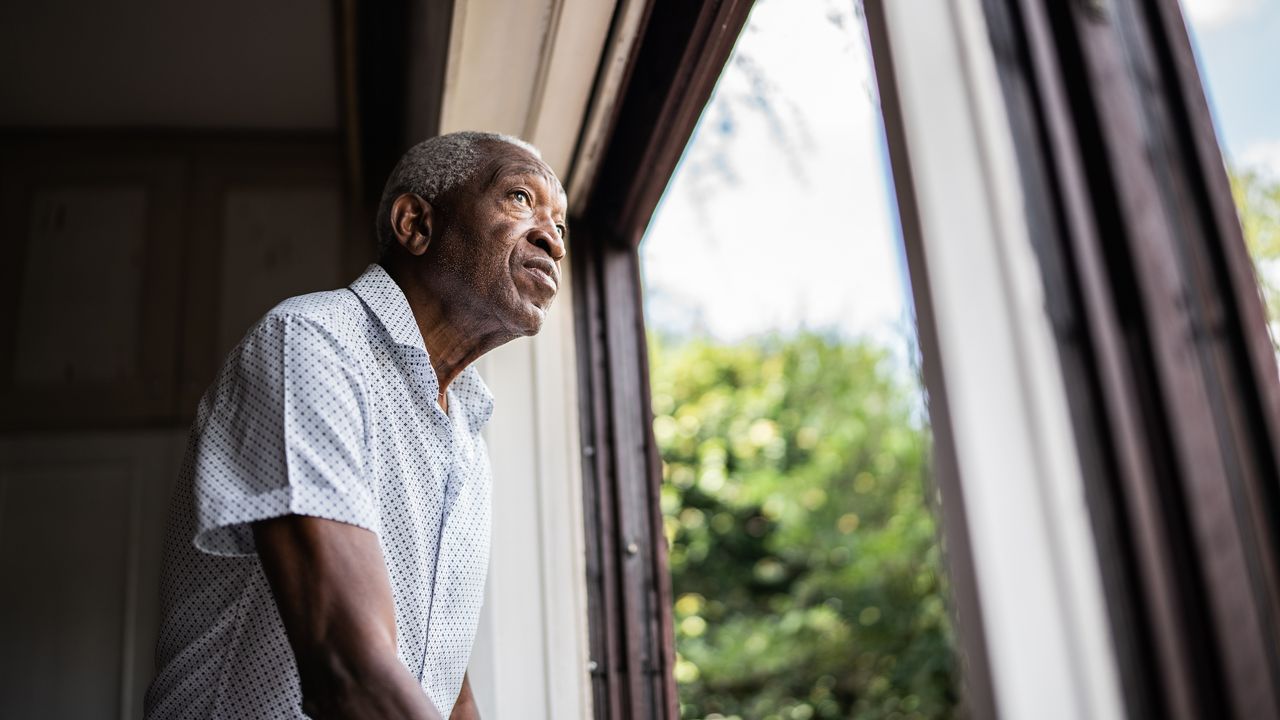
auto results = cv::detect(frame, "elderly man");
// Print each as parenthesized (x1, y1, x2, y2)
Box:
(145, 131, 567, 719)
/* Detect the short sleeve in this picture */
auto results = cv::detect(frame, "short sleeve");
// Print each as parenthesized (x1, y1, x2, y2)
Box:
(190, 313, 378, 556)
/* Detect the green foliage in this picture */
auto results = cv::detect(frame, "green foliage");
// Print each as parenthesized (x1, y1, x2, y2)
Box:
(1232, 168, 1280, 348)
(650, 332, 959, 720)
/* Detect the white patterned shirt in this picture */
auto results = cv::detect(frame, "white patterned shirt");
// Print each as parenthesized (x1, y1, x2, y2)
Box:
(146, 264, 494, 719)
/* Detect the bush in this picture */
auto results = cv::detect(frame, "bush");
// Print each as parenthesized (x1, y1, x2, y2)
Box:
(651, 332, 959, 720)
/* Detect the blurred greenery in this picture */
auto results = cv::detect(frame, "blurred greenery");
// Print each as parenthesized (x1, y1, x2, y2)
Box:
(1232, 168, 1280, 350)
(642, 149, 1273, 720)
(650, 331, 959, 720)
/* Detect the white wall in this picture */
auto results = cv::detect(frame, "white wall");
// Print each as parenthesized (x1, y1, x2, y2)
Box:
(439, 1, 623, 715)
(469, 268, 592, 718)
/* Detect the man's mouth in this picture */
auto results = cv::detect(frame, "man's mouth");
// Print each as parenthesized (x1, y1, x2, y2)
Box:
(522, 258, 558, 292)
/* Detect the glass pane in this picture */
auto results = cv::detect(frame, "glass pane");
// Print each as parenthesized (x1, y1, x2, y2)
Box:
(639, 1, 960, 718)
(1182, 0, 1280, 349)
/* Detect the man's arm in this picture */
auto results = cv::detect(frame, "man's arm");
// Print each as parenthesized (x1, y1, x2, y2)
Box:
(253, 515, 443, 720)
(449, 673, 480, 719)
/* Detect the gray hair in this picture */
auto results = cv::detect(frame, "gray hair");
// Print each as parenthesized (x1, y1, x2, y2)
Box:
(375, 131, 541, 257)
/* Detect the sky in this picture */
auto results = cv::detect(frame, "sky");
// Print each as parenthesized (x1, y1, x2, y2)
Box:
(1183, 0, 1280, 175)
(640, 0, 903, 344)
(639, 0, 1279, 344)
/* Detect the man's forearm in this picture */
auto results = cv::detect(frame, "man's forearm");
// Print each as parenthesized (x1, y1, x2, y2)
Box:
(253, 516, 442, 720)
(297, 645, 441, 720)
(448, 673, 480, 720)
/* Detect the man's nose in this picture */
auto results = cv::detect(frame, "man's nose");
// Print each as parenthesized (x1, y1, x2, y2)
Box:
(529, 220, 566, 261)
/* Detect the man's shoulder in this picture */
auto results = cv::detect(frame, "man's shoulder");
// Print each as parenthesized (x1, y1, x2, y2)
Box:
(224, 288, 372, 371)
(246, 287, 373, 348)
(196, 287, 373, 433)
(264, 287, 364, 329)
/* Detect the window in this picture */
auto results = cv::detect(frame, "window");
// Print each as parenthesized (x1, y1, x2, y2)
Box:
(640, 1, 959, 717)
(572, 0, 1280, 718)
(1182, 0, 1280, 347)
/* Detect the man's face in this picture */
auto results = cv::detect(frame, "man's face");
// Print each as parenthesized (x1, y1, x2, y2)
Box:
(431, 142, 568, 336)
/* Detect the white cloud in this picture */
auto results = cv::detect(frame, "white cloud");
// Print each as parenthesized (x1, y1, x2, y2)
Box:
(1180, 0, 1260, 29)
(1239, 139, 1280, 178)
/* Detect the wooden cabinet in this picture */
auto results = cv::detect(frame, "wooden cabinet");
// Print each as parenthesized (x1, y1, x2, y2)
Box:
(0, 136, 362, 429)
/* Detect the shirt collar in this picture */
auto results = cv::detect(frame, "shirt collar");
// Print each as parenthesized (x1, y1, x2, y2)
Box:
(350, 263, 425, 351)
(457, 365, 497, 432)
(350, 263, 496, 429)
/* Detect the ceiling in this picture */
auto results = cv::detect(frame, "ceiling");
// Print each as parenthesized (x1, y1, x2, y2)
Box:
(0, 0, 337, 130)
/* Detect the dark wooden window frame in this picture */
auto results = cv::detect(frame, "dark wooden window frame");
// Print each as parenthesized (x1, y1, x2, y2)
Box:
(576, 0, 1280, 718)
(892, 0, 1280, 717)
(567, 1, 756, 717)
(570, 1, 999, 717)
(569, 1, 991, 717)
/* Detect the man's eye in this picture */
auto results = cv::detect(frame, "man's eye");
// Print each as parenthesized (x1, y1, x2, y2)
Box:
(555, 224, 567, 237)
(512, 190, 531, 206)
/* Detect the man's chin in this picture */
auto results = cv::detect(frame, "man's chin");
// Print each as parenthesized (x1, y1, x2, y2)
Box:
(510, 302, 549, 337)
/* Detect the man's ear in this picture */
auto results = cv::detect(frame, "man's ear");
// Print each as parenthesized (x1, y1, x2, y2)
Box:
(390, 193, 433, 256)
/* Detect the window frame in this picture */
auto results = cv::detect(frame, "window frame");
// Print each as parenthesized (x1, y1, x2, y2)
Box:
(569, 0, 1280, 717)
(567, 1, 756, 717)
(968, 0, 1280, 716)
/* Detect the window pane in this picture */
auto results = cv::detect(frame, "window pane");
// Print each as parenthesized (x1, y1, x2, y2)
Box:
(639, 1, 960, 717)
(1182, 0, 1280, 348)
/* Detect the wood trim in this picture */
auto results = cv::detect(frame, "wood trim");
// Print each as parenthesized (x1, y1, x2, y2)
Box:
(350, 0, 409, 214)
(586, 0, 755, 247)
(571, 2, 757, 717)
(573, 226, 674, 719)
(1147, 0, 1280, 652)
(565, 0, 653, 206)
(335, 0, 365, 274)
(572, 230, 627, 720)
(977, 0, 1280, 716)
(337, 0, 454, 266)
(404, 0, 454, 145)
(976, 1, 1175, 715)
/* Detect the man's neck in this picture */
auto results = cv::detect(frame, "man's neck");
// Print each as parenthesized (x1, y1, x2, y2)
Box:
(381, 261, 515, 408)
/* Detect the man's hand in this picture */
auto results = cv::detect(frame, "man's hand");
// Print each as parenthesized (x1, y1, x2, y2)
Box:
(253, 515, 443, 720)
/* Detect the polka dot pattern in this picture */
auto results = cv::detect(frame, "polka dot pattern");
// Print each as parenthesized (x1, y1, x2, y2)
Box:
(145, 264, 495, 719)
